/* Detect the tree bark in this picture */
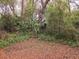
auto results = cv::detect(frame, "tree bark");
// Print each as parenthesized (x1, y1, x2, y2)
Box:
(21, 0, 24, 16)
(34, 0, 50, 23)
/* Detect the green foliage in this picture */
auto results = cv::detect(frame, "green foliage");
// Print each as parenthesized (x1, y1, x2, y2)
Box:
(46, 5, 64, 35)
(23, 1, 41, 34)
(38, 33, 79, 47)
(0, 0, 35, 32)
(0, 15, 19, 32)
(0, 15, 31, 32)
(0, 0, 14, 5)
(0, 33, 30, 48)
(45, 4, 79, 40)
(31, 19, 41, 34)
(0, 0, 79, 47)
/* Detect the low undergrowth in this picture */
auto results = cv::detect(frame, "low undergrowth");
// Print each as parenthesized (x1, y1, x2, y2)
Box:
(0, 32, 31, 48)
(37, 33, 79, 47)
(0, 31, 79, 48)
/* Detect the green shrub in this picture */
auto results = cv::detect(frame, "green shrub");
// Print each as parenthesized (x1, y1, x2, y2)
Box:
(0, 15, 17, 32)
(45, 5, 79, 40)
(46, 5, 64, 35)
(0, 15, 31, 32)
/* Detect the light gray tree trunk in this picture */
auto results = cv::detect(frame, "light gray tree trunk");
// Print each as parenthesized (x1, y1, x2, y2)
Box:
(33, 0, 50, 23)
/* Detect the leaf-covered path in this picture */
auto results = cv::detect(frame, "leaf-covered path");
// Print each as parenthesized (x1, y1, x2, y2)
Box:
(0, 38, 79, 59)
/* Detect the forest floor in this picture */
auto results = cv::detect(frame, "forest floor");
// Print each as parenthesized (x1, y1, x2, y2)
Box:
(0, 38, 79, 59)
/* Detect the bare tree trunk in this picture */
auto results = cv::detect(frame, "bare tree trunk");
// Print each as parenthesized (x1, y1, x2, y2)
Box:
(9, 2, 15, 16)
(68, 0, 71, 12)
(34, 0, 50, 23)
(21, 0, 24, 16)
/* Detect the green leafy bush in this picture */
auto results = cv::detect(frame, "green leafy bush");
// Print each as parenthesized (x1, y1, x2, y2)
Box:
(46, 5, 64, 35)
(0, 1, 35, 33)
(0, 15, 31, 32)
(0, 15, 18, 32)
(45, 5, 79, 40)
